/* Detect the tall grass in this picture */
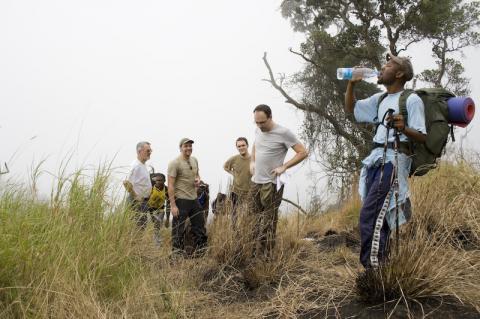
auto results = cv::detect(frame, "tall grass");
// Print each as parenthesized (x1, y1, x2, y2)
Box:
(0, 164, 178, 318)
(356, 160, 480, 312)
(0, 159, 478, 318)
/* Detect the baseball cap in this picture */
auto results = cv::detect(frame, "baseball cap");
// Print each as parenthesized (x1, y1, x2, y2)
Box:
(386, 53, 414, 81)
(179, 138, 194, 147)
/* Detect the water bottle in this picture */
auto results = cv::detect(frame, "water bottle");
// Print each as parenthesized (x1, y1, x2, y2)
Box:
(337, 67, 378, 80)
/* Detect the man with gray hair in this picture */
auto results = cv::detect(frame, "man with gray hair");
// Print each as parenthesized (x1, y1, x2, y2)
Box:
(124, 141, 153, 229)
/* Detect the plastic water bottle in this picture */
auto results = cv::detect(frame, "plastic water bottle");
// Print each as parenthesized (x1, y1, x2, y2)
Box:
(337, 67, 378, 80)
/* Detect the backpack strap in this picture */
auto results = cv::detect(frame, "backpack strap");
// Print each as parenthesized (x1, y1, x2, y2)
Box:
(374, 92, 389, 134)
(398, 89, 415, 127)
(399, 89, 415, 154)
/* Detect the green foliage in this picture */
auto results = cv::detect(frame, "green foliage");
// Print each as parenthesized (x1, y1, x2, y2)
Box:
(0, 168, 145, 316)
(273, 0, 479, 195)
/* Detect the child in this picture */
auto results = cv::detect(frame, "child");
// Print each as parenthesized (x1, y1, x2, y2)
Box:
(148, 173, 170, 244)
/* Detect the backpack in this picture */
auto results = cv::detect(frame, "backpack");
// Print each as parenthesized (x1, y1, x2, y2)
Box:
(377, 88, 455, 176)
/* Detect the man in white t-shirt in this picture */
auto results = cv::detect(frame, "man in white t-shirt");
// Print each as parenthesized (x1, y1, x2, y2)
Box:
(249, 104, 308, 258)
(124, 141, 153, 229)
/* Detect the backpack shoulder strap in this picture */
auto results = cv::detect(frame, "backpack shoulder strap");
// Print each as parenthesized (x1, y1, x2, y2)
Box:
(374, 93, 389, 134)
(399, 89, 415, 127)
(375, 92, 389, 118)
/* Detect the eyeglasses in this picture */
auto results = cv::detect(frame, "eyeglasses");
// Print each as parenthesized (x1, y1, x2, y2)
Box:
(186, 160, 193, 170)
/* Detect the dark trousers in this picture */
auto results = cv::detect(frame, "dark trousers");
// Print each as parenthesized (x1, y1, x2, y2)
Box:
(128, 196, 149, 230)
(248, 182, 284, 257)
(148, 206, 164, 233)
(359, 162, 393, 268)
(171, 198, 207, 252)
(230, 191, 247, 224)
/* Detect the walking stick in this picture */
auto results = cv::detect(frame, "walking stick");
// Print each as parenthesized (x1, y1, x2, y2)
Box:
(393, 127, 401, 256)
(370, 109, 395, 268)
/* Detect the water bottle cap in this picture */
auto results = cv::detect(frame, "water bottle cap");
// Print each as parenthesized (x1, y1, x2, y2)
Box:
(344, 68, 352, 79)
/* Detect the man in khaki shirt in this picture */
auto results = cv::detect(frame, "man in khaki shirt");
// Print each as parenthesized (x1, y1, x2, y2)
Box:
(167, 138, 207, 255)
(224, 137, 252, 218)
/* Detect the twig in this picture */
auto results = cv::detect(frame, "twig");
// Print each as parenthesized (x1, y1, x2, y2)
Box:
(289, 48, 320, 68)
(282, 198, 307, 215)
(0, 163, 9, 175)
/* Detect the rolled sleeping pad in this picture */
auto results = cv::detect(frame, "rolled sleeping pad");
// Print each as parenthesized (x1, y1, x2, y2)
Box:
(447, 97, 475, 128)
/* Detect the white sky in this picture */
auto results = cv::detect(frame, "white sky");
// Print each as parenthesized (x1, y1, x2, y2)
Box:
(1, 0, 479, 208)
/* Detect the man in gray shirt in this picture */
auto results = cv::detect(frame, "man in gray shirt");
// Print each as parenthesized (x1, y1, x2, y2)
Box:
(249, 104, 308, 258)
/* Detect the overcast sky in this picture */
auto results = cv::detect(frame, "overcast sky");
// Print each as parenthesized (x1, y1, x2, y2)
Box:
(1, 0, 479, 209)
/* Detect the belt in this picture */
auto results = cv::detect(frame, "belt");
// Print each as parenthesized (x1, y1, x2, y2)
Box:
(371, 142, 411, 155)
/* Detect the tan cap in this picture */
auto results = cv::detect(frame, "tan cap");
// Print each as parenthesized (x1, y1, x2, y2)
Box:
(387, 53, 414, 81)
(179, 138, 194, 147)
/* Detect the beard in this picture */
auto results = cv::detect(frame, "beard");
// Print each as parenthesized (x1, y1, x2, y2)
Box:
(377, 76, 394, 85)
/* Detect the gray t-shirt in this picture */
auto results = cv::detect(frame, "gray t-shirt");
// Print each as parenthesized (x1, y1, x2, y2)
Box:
(253, 124, 300, 184)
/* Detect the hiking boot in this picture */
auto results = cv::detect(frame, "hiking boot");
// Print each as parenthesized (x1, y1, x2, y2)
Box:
(169, 249, 187, 263)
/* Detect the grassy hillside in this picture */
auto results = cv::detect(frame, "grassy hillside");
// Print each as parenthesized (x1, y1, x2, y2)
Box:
(0, 161, 478, 318)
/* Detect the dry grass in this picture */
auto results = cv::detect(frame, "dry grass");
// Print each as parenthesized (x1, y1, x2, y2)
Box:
(356, 160, 480, 314)
(0, 159, 479, 318)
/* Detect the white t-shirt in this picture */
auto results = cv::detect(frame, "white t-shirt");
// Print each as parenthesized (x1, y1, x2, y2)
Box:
(218, 171, 233, 195)
(127, 159, 152, 199)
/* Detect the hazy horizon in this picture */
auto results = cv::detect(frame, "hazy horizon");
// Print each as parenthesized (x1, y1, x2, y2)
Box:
(1, 0, 479, 210)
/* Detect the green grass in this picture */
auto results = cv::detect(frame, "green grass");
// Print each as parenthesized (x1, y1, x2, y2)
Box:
(0, 165, 168, 317)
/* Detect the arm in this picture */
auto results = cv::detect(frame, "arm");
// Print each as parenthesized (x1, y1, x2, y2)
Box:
(250, 144, 256, 175)
(193, 158, 201, 187)
(123, 167, 142, 201)
(390, 94, 427, 144)
(390, 114, 427, 143)
(123, 180, 137, 198)
(164, 186, 171, 227)
(272, 143, 308, 175)
(168, 175, 179, 217)
(345, 78, 362, 114)
(223, 158, 233, 174)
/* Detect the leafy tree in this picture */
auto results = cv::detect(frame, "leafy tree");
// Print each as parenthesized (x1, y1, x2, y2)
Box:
(264, 0, 479, 198)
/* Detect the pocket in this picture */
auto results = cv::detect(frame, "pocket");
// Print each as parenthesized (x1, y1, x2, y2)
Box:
(259, 183, 274, 207)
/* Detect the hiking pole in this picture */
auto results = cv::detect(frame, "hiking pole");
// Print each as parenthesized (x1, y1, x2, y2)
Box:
(370, 109, 395, 268)
(379, 109, 395, 183)
(393, 125, 401, 256)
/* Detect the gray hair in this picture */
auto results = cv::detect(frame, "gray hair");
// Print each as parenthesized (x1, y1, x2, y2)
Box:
(136, 141, 151, 153)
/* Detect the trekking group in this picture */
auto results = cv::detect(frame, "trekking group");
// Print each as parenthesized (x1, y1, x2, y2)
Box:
(124, 104, 308, 259)
(125, 53, 468, 268)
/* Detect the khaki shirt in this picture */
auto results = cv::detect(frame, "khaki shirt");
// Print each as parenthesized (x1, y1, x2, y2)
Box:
(168, 156, 199, 200)
(224, 154, 252, 195)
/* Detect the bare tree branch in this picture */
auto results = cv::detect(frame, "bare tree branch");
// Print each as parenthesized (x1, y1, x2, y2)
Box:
(262, 52, 364, 153)
(282, 198, 307, 215)
(289, 48, 320, 68)
(0, 163, 9, 175)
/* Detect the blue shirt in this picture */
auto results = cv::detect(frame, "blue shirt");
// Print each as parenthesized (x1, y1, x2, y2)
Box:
(354, 91, 426, 228)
